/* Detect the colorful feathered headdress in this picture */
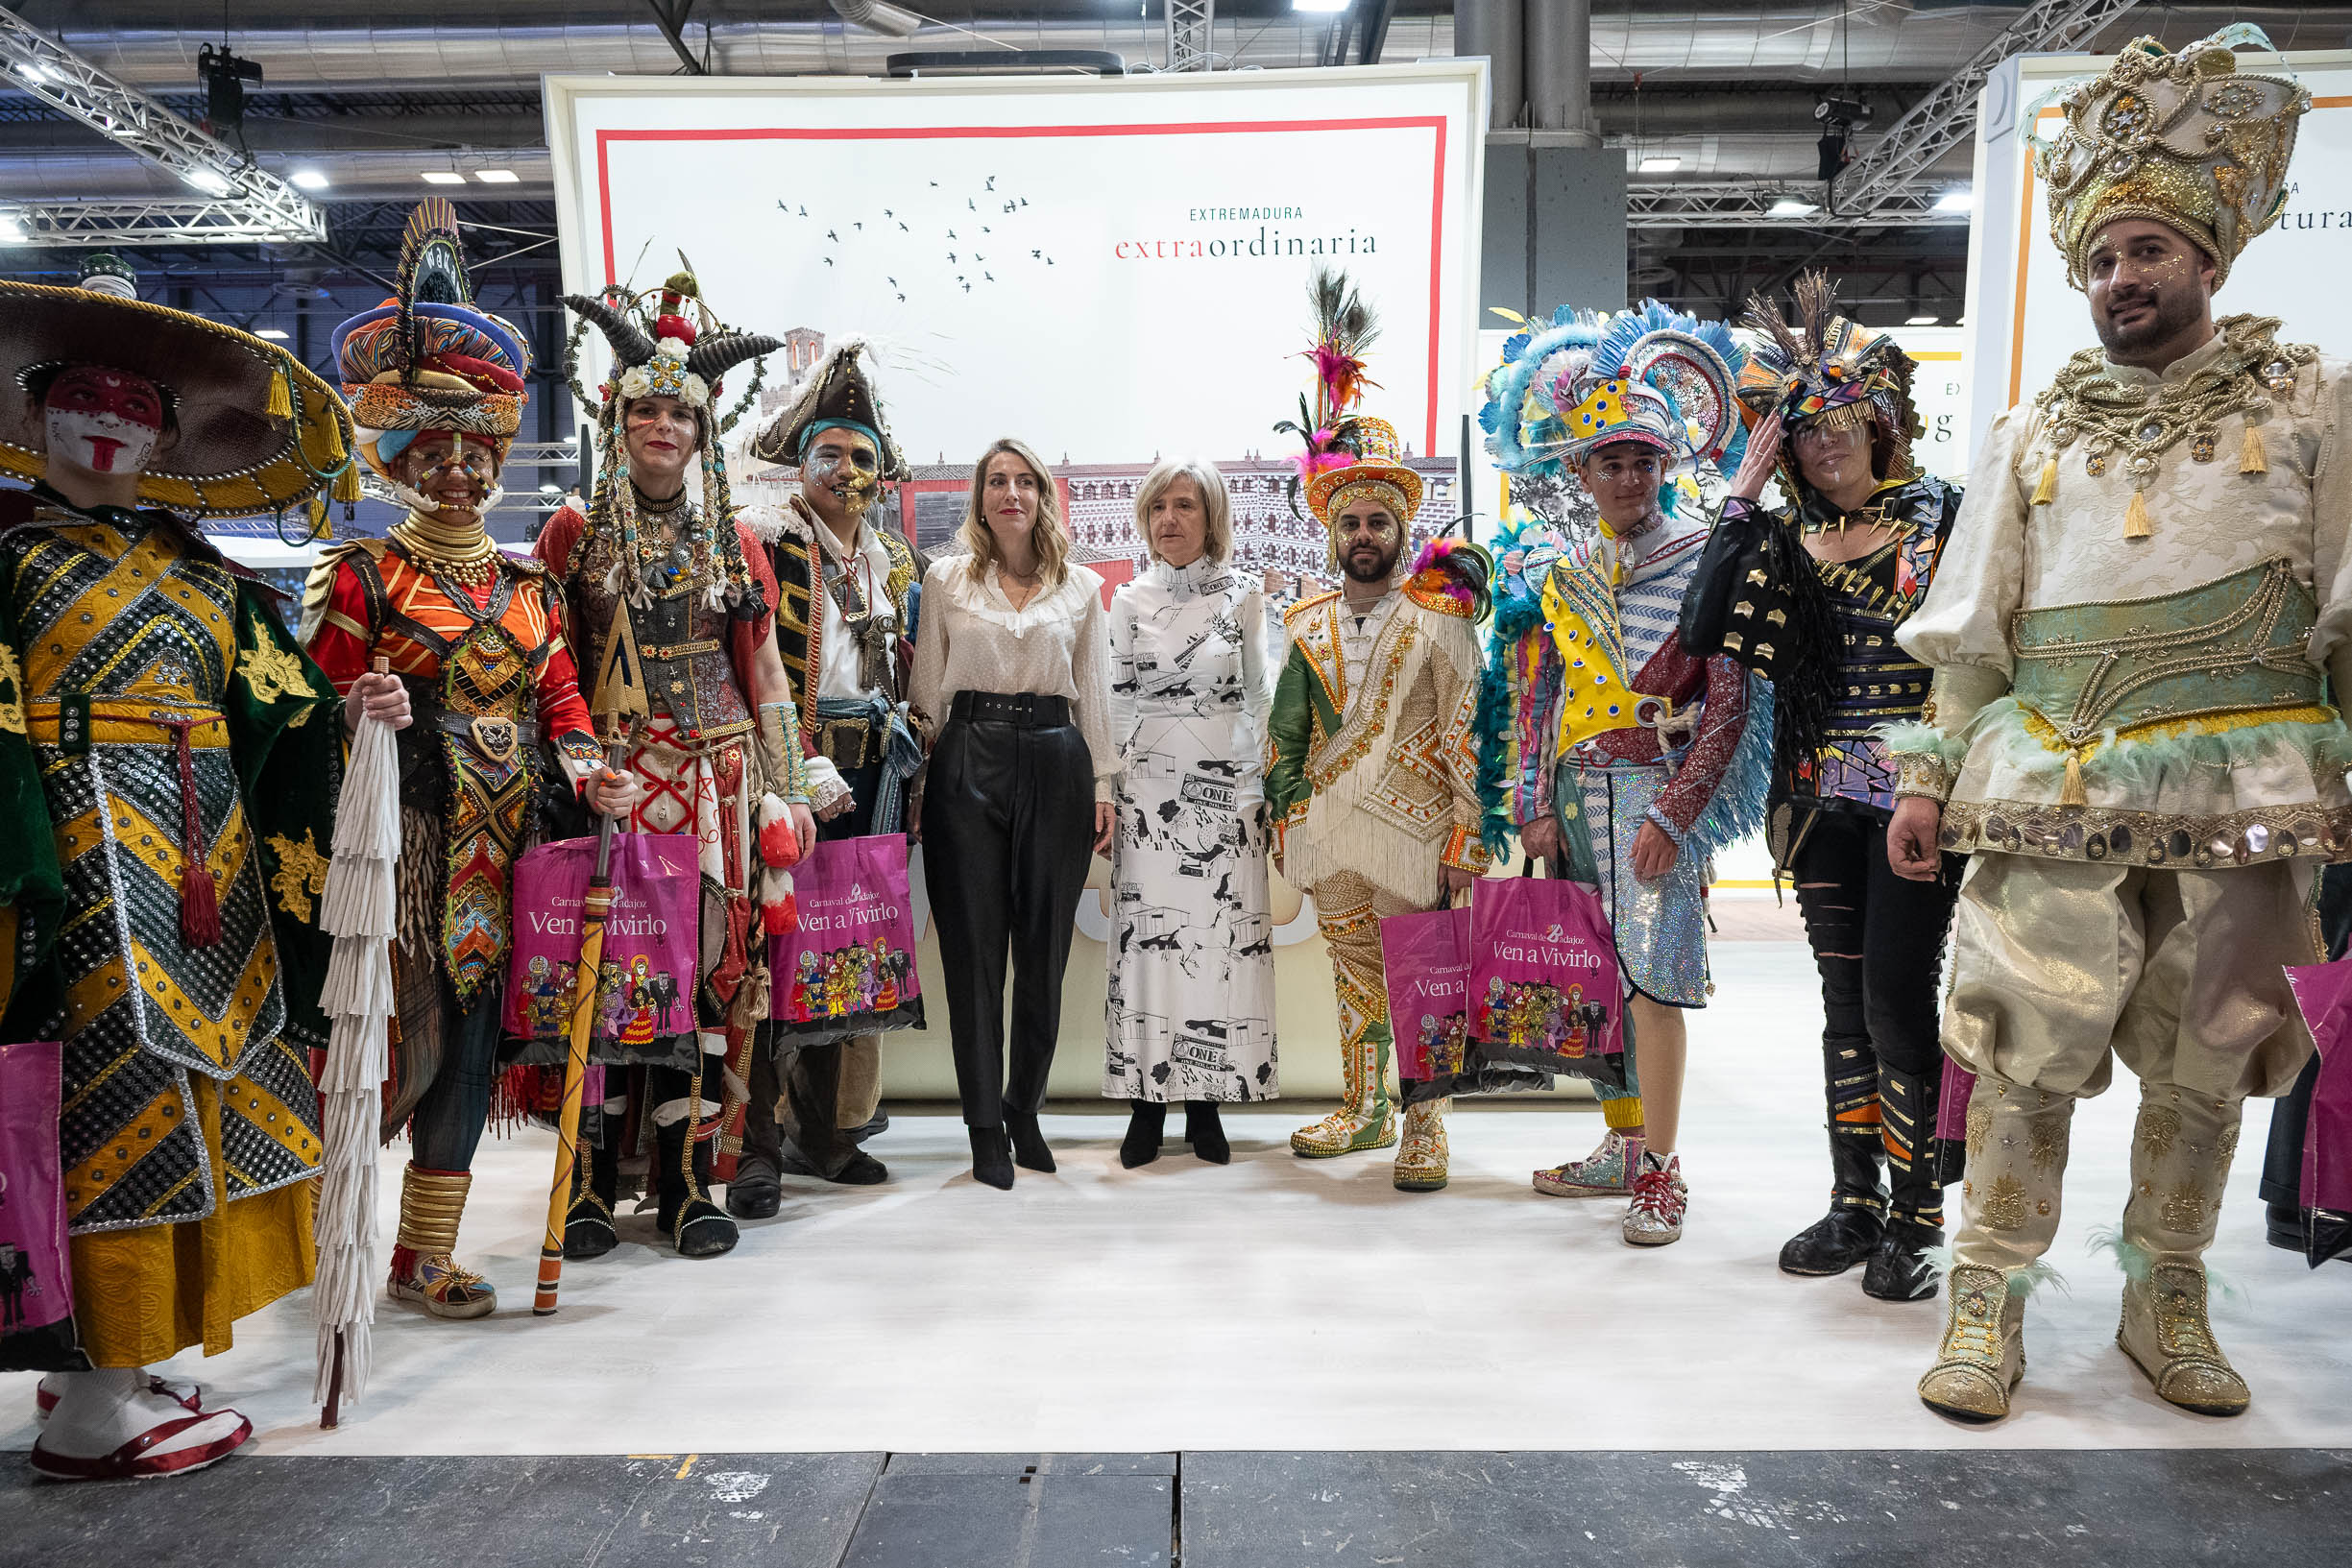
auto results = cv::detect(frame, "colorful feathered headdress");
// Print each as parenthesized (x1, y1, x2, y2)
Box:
(1273, 267, 1382, 520)
(1482, 300, 1745, 484)
(1738, 271, 1922, 490)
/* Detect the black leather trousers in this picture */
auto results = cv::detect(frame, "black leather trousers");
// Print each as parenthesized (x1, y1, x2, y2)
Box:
(925, 702, 1095, 1129)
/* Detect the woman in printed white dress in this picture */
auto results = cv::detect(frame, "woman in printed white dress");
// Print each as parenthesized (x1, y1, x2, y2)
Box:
(1103, 457, 1280, 1168)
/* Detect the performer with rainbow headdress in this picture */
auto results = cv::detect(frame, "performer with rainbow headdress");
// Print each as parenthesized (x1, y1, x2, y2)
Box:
(1477, 301, 1769, 1248)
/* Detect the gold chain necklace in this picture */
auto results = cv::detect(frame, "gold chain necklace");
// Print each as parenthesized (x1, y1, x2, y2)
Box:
(390, 510, 498, 589)
(2034, 315, 2310, 537)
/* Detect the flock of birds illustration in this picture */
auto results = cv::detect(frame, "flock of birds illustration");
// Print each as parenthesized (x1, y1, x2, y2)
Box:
(779, 174, 1052, 300)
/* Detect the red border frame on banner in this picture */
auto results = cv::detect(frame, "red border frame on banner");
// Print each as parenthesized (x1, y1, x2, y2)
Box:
(594, 116, 1452, 455)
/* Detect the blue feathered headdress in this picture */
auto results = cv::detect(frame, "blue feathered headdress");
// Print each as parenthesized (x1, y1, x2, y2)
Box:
(1480, 300, 1747, 488)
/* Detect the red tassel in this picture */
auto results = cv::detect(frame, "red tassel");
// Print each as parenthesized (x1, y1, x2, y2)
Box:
(180, 862, 223, 948)
(761, 889, 799, 937)
(758, 812, 801, 868)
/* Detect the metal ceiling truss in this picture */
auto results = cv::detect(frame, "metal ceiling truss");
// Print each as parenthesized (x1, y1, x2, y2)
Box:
(0, 5, 324, 247)
(1625, 181, 1960, 230)
(1627, 0, 2142, 230)
(1163, 0, 1214, 71)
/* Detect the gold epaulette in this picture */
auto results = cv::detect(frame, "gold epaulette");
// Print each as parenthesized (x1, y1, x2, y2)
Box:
(1282, 587, 1341, 629)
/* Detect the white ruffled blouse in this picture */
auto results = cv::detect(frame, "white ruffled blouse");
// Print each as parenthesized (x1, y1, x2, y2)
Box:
(908, 553, 1120, 801)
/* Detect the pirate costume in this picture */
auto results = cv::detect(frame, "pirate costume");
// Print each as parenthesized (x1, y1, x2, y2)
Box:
(1889, 29, 2346, 1421)
(1476, 302, 1768, 1244)
(533, 268, 807, 1259)
(0, 262, 347, 1479)
(1715, 277, 1967, 1299)
(300, 203, 606, 1318)
(737, 340, 925, 1203)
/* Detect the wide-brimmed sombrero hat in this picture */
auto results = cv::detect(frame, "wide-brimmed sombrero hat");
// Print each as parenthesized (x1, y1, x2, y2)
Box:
(0, 280, 353, 518)
(1305, 414, 1423, 527)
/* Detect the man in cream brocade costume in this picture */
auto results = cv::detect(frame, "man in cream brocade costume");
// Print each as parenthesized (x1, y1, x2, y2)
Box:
(1888, 28, 2350, 1423)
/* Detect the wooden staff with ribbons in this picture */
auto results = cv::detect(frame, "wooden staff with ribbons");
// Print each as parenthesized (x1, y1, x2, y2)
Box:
(535, 606, 649, 1316)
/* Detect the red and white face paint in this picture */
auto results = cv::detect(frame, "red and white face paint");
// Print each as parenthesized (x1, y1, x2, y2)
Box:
(43, 366, 166, 476)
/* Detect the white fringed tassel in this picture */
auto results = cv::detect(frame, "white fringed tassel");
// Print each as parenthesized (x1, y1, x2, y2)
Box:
(311, 704, 401, 1416)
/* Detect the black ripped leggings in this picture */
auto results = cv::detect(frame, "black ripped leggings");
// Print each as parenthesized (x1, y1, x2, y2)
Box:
(1788, 808, 1958, 1080)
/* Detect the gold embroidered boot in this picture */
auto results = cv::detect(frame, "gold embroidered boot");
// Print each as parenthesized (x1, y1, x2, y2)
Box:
(389, 1166, 496, 1319)
(1917, 1075, 2071, 1421)
(2116, 1084, 2250, 1416)
(1392, 1097, 1449, 1192)
(1291, 1032, 1398, 1158)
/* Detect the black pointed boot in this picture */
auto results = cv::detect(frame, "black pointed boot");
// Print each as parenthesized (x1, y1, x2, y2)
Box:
(1864, 1062, 1946, 1302)
(1121, 1100, 1167, 1169)
(1184, 1100, 1230, 1165)
(656, 1115, 739, 1259)
(1780, 1118, 1887, 1276)
(564, 1136, 620, 1260)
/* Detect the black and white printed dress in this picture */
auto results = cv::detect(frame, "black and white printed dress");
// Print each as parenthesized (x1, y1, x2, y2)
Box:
(1103, 556, 1280, 1102)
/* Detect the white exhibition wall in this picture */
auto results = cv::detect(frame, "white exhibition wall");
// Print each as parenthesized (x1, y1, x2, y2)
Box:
(546, 64, 1487, 478)
(1963, 44, 2352, 442)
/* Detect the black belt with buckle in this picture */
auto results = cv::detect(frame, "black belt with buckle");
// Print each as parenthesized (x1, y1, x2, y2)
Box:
(816, 714, 881, 769)
(951, 690, 1070, 730)
(426, 707, 541, 764)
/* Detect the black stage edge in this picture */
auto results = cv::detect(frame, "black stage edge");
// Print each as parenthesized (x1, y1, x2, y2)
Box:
(2, 1448, 2344, 1566)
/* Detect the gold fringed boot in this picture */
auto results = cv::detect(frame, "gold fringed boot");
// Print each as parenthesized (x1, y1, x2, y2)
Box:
(1291, 1032, 1398, 1157)
(2115, 1084, 2250, 1416)
(1392, 1097, 1450, 1192)
(1918, 1076, 2072, 1421)
(389, 1165, 497, 1319)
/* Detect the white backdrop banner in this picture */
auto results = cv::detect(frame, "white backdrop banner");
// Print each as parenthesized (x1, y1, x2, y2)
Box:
(1962, 45, 2352, 441)
(546, 64, 1488, 474)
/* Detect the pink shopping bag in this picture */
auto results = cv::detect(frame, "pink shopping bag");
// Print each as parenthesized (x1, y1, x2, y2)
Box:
(1468, 871, 1627, 1088)
(503, 832, 702, 1043)
(0, 1040, 86, 1372)
(1936, 1056, 1976, 1144)
(1380, 906, 1472, 1083)
(769, 833, 925, 1045)
(2286, 956, 2352, 1264)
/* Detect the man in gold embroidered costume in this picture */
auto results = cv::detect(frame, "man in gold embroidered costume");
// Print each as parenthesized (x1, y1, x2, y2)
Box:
(1265, 417, 1490, 1192)
(1886, 29, 2349, 1422)
(0, 262, 354, 1478)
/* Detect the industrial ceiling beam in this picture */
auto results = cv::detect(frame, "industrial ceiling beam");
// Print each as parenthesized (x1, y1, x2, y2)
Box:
(0, 5, 324, 247)
(1164, 0, 1214, 71)
(1625, 181, 1964, 230)
(1833, 0, 2144, 216)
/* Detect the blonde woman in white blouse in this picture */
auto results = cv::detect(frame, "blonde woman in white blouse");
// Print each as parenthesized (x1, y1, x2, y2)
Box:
(909, 437, 1119, 1189)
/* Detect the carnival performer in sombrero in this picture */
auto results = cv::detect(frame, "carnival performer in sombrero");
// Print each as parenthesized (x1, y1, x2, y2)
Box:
(535, 266, 814, 1261)
(0, 257, 352, 1479)
(1701, 274, 1967, 1301)
(1264, 397, 1491, 1193)
(1888, 29, 2348, 1422)
(299, 202, 643, 1319)
(1478, 302, 1767, 1247)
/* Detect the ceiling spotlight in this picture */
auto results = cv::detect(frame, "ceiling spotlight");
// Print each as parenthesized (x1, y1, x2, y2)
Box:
(473, 168, 520, 184)
(540, 482, 562, 493)
(1768, 197, 1820, 217)
(421, 171, 466, 185)
(0, 213, 25, 243)
(1292, 0, 1350, 11)
(1905, 314, 1941, 326)
(20, 59, 59, 84)
(289, 167, 329, 191)
(184, 167, 233, 197)
(255, 327, 291, 340)
(1638, 156, 1682, 173)
(1934, 187, 1975, 212)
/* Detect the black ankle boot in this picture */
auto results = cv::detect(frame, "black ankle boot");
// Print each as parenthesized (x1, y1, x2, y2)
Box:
(1006, 1109, 1055, 1172)
(969, 1126, 1014, 1189)
(726, 1152, 782, 1219)
(1779, 1124, 1887, 1277)
(1121, 1100, 1167, 1169)
(1185, 1101, 1230, 1165)
(564, 1138, 619, 1260)
(656, 1119, 738, 1259)
(1862, 1224, 1941, 1301)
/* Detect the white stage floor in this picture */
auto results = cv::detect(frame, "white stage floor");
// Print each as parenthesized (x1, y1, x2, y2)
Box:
(6, 942, 2346, 1458)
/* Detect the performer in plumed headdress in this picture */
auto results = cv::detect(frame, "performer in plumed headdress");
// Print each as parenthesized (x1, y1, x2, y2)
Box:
(1265, 302, 1491, 1189)
(1889, 28, 2344, 1421)
(300, 201, 642, 1319)
(1702, 272, 1968, 1301)
(1477, 301, 1768, 1247)
(0, 257, 350, 1478)
(535, 265, 813, 1261)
